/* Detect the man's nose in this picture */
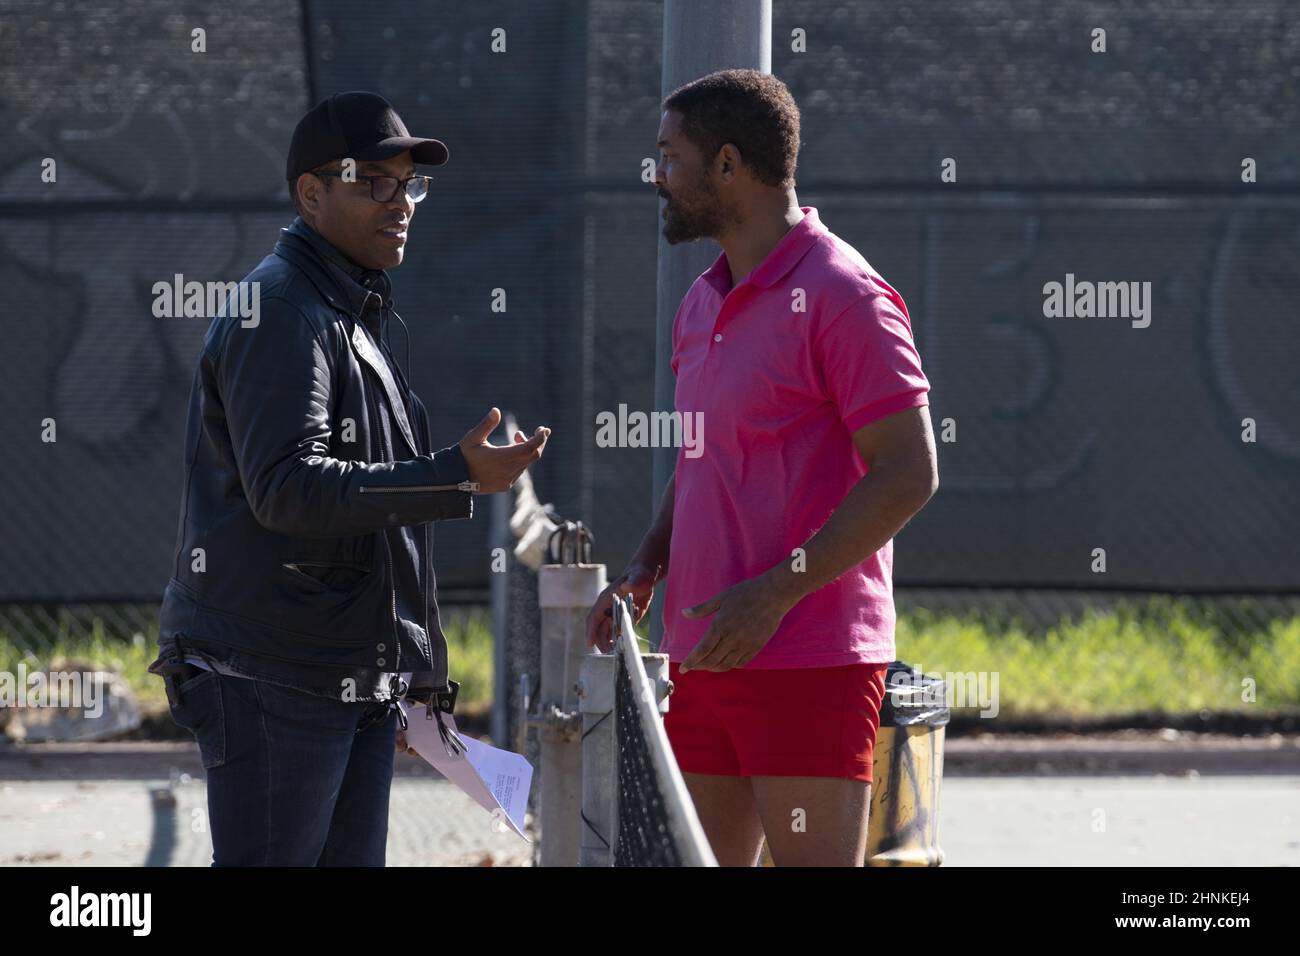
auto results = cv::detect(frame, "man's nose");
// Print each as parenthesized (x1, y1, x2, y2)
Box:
(386, 189, 415, 216)
(653, 162, 666, 187)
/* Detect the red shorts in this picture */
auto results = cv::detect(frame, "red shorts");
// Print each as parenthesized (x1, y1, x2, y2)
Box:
(664, 660, 890, 783)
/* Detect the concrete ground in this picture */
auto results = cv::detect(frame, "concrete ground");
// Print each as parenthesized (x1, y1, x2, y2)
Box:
(937, 775, 1300, 866)
(0, 741, 533, 867)
(1, 733, 1296, 866)
(0, 775, 533, 867)
(938, 731, 1300, 865)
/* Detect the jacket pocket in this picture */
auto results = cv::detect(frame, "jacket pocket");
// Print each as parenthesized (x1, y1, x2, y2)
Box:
(282, 533, 376, 593)
(281, 560, 372, 593)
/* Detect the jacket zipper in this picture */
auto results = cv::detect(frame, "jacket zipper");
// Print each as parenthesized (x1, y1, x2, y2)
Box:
(410, 397, 451, 699)
(358, 481, 479, 493)
(362, 380, 403, 676)
(416, 400, 439, 699)
(362, 311, 464, 705)
(408, 395, 456, 741)
(385, 533, 399, 674)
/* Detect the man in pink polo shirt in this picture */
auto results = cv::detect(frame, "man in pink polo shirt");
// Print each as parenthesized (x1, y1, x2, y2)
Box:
(586, 70, 938, 866)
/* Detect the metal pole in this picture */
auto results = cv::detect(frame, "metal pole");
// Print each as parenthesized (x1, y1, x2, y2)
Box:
(489, 484, 511, 749)
(490, 412, 521, 750)
(651, 0, 771, 650)
(536, 562, 607, 866)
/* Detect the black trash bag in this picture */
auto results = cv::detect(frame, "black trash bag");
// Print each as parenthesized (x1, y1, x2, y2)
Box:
(880, 660, 950, 728)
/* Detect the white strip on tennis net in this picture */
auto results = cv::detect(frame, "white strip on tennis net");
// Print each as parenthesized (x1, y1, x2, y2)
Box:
(611, 596, 717, 867)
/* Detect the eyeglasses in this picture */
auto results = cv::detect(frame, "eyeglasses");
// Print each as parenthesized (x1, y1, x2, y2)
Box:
(311, 168, 433, 203)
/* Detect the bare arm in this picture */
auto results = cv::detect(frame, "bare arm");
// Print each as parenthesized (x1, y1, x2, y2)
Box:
(765, 405, 938, 604)
(680, 405, 938, 671)
(630, 472, 675, 578)
(585, 472, 675, 650)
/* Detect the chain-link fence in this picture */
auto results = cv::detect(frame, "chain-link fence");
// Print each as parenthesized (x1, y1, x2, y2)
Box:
(0, 604, 161, 683)
(3, 1, 1298, 726)
(2, 585, 1297, 731)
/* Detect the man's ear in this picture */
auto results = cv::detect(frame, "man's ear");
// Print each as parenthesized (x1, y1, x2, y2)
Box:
(297, 173, 324, 221)
(716, 143, 742, 183)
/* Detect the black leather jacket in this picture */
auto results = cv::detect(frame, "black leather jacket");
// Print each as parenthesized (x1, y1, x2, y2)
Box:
(158, 218, 473, 711)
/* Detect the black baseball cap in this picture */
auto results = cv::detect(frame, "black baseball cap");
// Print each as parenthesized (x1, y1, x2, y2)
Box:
(285, 91, 449, 181)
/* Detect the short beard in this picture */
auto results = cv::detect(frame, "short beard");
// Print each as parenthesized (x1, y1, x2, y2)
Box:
(661, 176, 725, 244)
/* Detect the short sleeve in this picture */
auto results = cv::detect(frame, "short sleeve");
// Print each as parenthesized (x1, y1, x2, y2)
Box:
(670, 298, 686, 377)
(815, 290, 930, 434)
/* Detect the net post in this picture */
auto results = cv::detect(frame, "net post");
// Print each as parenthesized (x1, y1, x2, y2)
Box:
(536, 562, 608, 866)
(577, 652, 616, 866)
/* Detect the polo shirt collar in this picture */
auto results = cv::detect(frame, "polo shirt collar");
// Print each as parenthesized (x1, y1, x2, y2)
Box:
(701, 206, 826, 295)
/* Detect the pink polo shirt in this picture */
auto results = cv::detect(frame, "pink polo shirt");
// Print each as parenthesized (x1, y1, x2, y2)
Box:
(660, 207, 930, 669)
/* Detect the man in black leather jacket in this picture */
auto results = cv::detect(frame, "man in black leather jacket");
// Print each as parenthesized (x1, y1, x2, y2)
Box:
(148, 91, 549, 866)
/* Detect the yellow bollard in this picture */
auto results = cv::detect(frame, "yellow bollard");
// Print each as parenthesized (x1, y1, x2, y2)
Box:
(759, 661, 947, 866)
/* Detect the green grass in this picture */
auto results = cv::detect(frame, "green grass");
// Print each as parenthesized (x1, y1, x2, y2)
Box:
(896, 595, 1300, 717)
(0, 626, 161, 703)
(441, 607, 494, 710)
(2, 596, 1296, 722)
(0, 607, 497, 716)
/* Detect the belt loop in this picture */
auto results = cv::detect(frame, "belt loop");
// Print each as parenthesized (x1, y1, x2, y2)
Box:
(161, 637, 184, 708)
(163, 674, 179, 709)
(161, 635, 217, 707)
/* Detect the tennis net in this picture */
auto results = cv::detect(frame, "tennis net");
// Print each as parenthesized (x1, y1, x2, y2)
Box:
(610, 596, 717, 867)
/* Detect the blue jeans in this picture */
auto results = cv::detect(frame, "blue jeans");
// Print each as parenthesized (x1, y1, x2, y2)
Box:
(168, 665, 398, 866)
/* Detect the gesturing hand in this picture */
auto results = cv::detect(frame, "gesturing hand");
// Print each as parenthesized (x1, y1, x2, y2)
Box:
(458, 407, 550, 493)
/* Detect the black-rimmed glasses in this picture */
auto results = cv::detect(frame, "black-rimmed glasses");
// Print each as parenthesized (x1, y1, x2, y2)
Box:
(312, 169, 432, 203)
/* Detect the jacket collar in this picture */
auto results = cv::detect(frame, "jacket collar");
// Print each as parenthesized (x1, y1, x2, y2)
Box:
(277, 217, 392, 327)
(273, 218, 420, 457)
